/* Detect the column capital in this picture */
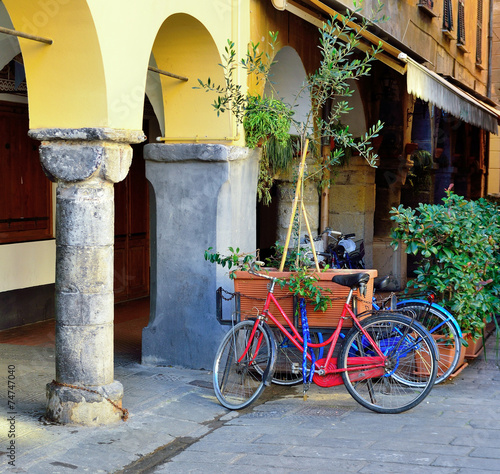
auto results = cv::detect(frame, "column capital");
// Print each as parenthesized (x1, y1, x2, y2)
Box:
(29, 128, 146, 184)
(29, 127, 146, 144)
(144, 143, 256, 163)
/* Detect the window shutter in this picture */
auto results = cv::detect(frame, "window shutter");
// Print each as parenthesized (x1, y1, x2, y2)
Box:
(457, 0, 466, 45)
(476, 0, 483, 64)
(443, 0, 453, 31)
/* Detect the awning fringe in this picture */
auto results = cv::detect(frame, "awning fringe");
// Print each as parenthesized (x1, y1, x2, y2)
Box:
(400, 54, 499, 134)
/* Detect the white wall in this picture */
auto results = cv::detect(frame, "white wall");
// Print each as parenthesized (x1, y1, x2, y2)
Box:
(0, 240, 55, 292)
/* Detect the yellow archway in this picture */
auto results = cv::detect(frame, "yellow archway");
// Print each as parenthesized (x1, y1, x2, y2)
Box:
(153, 13, 231, 140)
(2, 0, 108, 129)
(2, 1, 247, 135)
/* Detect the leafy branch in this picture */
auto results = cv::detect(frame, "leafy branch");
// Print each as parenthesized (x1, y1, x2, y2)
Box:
(195, 5, 386, 203)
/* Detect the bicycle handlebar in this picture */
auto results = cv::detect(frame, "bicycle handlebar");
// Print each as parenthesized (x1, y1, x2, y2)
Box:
(323, 229, 355, 239)
(247, 261, 276, 281)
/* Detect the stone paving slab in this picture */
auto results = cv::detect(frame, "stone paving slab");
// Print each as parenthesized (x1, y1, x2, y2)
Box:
(0, 333, 500, 473)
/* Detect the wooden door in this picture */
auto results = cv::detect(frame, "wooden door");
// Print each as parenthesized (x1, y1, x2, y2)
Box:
(114, 142, 150, 302)
(0, 102, 52, 244)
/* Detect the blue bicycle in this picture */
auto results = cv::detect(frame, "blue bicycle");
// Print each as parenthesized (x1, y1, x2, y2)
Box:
(319, 231, 462, 384)
(372, 276, 462, 384)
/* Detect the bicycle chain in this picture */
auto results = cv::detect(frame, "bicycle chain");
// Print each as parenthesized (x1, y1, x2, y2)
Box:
(51, 380, 129, 421)
(370, 292, 398, 308)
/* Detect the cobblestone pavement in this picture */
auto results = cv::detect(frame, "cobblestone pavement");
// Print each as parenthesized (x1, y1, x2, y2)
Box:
(1, 333, 499, 473)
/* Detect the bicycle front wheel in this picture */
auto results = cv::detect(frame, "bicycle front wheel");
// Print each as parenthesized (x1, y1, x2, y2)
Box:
(339, 314, 437, 414)
(397, 301, 461, 384)
(213, 320, 275, 410)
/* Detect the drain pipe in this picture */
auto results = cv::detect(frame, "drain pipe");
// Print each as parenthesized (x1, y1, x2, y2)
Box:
(486, 0, 494, 194)
(487, 0, 493, 98)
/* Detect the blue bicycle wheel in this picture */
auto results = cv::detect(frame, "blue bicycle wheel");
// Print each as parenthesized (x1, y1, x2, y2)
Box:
(396, 301, 462, 384)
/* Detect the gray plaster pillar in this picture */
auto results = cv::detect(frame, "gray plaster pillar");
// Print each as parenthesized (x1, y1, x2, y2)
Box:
(29, 128, 145, 425)
(142, 143, 259, 369)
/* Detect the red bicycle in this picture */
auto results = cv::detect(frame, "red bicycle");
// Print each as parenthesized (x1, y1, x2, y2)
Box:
(213, 264, 437, 413)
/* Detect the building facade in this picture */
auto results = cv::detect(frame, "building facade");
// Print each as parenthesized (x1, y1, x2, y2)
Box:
(488, 0, 500, 194)
(0, 0, 498, 424)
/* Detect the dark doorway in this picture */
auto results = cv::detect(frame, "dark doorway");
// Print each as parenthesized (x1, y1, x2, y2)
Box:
(114, 137, 150, 302)
(256, 182, 279, 261)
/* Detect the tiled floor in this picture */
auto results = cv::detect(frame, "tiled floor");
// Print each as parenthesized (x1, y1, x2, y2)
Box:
(0, 297, 150, 362)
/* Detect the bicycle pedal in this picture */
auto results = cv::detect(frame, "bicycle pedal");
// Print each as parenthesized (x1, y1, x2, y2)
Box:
(291, 363, 301, 374)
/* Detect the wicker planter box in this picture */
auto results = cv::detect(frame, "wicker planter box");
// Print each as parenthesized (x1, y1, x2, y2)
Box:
(233, 269, 377, 329)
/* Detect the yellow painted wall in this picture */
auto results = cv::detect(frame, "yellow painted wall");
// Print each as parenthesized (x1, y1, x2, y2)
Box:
(0, 0, 252, 295)
(489, 135, 500, 194)
(489, 1, 500, 195)
(2, 0, 251, 138)
(153, 14, 232, 140)
(2, 0, 108, 129)
(329, 0, 489, 95)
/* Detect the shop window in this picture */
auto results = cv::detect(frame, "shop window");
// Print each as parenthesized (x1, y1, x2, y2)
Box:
(0, 102, 52, 244)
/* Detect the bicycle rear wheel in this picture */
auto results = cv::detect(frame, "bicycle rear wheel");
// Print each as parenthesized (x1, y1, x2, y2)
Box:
(213, 320, 275, 410)
(339, 313, 437, 414)
(397, 301, 461, 384)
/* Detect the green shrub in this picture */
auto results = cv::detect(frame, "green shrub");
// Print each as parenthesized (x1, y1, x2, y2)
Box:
(390, 189, 500, 340)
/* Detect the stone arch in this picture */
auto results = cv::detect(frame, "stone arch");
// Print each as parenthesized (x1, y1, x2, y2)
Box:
(152, 13, 230, 140)
(264, 45, 367, 138)
(338, 82, 367, 139)
(264, 45, 311, 132)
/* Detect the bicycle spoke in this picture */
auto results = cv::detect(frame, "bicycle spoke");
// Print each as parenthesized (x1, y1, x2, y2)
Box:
(213, 321, 275, 410)
(339, 314, 437, 414)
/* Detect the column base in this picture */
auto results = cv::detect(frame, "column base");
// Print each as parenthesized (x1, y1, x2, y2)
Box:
(46, 380, 125, 425)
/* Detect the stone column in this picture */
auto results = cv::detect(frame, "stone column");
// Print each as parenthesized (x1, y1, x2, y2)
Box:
(142, 143, 259, 369)
(328, 156, 376, 268)
(29, 128, 145, 425)
(276, 179, 319, 247)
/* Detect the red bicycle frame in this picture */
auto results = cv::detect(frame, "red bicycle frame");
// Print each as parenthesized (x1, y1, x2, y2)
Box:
(245, 274, 387, 383)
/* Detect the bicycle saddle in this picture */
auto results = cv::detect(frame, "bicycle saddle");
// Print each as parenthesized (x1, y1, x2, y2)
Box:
(373, 275, 390, 291)
(331, 273, 370, 289)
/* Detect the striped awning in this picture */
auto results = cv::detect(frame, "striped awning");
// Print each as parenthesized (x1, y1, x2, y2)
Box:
(399, 53, 500, 135)
(271, 0, 500, 134)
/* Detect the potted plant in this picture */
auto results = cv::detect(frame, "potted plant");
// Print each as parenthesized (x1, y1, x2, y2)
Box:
(200, 8, 386, 322)
(205, 246, 377, 329)
(390, 187, 500, 355)
(196, 9, 384, 209)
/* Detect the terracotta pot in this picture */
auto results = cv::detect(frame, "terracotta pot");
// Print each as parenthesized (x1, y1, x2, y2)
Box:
(464, 334, 484, 359)
(233, 269, 377, 329)
(414, 334, 466, 377)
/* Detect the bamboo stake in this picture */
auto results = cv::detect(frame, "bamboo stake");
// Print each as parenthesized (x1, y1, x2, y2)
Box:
(279, 139, 309, 271)
(301, 200, 321, 272)
(148, 66, 188, 82)
(0, 26, 52, 45)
